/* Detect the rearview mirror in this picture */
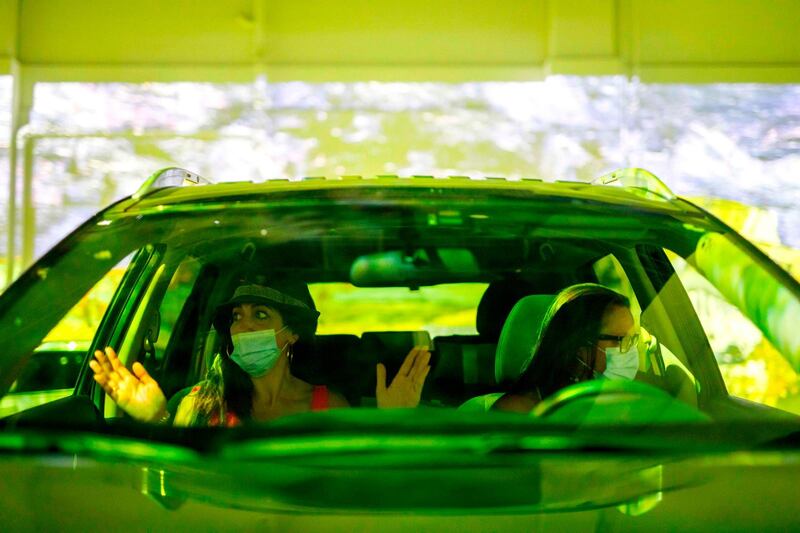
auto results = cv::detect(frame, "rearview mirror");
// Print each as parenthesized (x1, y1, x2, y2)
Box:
(349, 248, 479, 288)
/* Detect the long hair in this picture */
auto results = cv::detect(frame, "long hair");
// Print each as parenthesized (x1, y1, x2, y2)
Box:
(512, 283, 629, 400)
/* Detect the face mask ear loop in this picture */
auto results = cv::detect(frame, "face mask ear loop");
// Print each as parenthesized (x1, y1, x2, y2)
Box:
(572, 354, 601, 382)
(583, 342, 605, 380)
(589, 343, 597, 374)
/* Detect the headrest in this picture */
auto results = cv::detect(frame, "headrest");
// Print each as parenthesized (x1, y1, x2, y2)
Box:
(475, 279, 538, 341)
(495, 294, 557, 385)
(361, 330, 431, 366)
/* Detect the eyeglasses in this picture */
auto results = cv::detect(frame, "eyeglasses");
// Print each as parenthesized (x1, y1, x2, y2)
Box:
(596, 333, 640, 353)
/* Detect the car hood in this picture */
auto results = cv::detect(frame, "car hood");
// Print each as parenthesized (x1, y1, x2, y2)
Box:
(2, 410, 800, 530)
(2, 439, 798, 531)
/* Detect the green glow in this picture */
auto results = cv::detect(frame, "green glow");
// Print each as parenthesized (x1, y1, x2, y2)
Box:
(0, 432, 198, 463)
(0, 389, 73, 418)
(222, 433, 588, 460)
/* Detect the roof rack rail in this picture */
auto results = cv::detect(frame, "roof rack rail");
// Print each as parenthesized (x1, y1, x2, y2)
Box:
(133, 167, 212, 199)
(593, 168, 675, 201)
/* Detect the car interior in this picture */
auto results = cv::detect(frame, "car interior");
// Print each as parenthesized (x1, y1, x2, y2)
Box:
(133, 236, 708, 422)
(5, 189, 769, 428)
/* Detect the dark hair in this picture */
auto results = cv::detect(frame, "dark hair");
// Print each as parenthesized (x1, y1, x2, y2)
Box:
(512, 283, 629, 399)
(214, 278, 319, 420)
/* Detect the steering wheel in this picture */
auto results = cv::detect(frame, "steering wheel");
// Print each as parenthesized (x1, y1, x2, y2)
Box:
(532, 379, 709, 424)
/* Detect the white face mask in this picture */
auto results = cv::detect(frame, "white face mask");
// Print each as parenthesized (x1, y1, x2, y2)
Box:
(229, 326, 288, 377)
(602, 346, 639, 381)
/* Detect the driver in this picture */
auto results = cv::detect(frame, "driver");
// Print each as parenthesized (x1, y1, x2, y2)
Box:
(90, 276, 431, 426)
(493, 283, 639, 413)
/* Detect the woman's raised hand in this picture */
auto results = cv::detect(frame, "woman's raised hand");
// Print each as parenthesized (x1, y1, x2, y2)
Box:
(376, 346, 432, 408)
(90, 347, 167, 423)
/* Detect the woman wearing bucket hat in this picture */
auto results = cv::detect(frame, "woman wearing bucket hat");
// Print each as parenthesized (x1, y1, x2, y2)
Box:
(90, 277, 431, 426)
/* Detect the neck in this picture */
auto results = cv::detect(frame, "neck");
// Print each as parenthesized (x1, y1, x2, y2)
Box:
(250, 351, 293, 408)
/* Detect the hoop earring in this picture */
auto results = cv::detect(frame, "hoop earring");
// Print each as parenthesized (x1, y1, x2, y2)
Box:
(285, 342, 294, 362)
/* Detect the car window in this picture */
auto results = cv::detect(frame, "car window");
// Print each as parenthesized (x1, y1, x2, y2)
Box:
(102, 256, 203, 418)
(593, 254, 642, 319)
(666, 250, 800, 414)
(310, 282, 486, 337)
(0, 253, 134, 418)
(151, 258, 202, 367)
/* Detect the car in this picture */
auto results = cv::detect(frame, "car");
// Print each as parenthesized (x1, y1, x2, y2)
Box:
(0, 166, 799, 530)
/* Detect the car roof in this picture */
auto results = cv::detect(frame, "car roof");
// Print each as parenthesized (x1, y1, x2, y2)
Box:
(103, 168, 707, 221)
(46, 168, 721, 299)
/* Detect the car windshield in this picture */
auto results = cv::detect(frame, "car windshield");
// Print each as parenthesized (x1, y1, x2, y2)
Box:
(1, 180, 799, 449)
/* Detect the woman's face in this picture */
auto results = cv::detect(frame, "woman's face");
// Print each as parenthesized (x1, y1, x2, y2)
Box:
(230, 303, 296, 347)
(591, 304, 636, 374)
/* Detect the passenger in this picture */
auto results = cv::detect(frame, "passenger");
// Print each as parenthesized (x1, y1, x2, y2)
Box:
(493, 283, 638, 414)
(90, 278, 431, 426)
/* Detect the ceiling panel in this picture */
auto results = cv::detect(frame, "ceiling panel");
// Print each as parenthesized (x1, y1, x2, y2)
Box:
(0, 0, 797, 81)
(17, 0, 255, 64)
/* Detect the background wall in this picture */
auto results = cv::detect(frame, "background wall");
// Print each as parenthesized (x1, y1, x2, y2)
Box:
(3, 0, 800, 82)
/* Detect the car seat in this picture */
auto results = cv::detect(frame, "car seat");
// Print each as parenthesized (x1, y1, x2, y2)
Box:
(428, 278, 542, 405)
(293, 334, 362, 403)
(459, 294, 556, 412)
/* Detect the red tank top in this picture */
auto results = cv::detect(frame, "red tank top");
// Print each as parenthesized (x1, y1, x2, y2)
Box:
(311, 385, 330, 411)
(208, 385, 329, 426)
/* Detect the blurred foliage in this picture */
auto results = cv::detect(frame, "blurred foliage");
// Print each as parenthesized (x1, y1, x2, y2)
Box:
(43, 265, 126, 343)
(668, 252, 800, 413)
(41, 257, 199, 354)
(7, 78, 799, 262)
(310, 283, 486, 337)
(689, 196, 800, 281)
(719, 339, 799, 407)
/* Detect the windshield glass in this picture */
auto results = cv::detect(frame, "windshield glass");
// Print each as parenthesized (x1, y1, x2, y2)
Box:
(1, 184, 798, 440)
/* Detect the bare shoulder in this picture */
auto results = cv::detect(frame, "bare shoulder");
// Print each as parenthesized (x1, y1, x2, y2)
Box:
(492, 393, 537, 414)
(328, 389, 350, 408)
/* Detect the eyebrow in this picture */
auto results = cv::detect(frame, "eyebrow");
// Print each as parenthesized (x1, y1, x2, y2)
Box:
(232, 304, 274, 315)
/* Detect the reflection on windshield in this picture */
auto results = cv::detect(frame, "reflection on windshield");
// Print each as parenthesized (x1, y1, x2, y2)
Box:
(693, 233, 800, 367)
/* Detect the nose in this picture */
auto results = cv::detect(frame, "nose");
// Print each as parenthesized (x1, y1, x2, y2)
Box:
(230, 314, 257, 334)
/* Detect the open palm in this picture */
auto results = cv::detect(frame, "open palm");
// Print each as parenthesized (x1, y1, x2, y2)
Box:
(376, 346, 431, 408)
(90, 347, 167, 423)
